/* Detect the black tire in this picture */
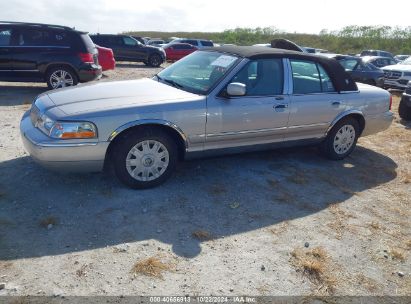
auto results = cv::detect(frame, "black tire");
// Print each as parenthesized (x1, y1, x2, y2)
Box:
(46, 66, 78, 90)
(112, 129, 178, 189)
(148, 54, 162, 67)
(320, 117, 360, 160)
(398, 96, 411, 121)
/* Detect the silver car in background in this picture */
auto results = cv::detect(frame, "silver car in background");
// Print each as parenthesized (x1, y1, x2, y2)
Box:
(20, 46, 393, 189)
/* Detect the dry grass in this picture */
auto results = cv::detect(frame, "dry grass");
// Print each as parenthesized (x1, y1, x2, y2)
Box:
(207, 184, 227, 196)
(75, 264, 89, 277)
(192, 229, 213, 241)
(355, 274, 379, 292)
(290, 247, 336, 294)
(270, 221, 289, 236)
(405, 240, 411, 250)
(400, 170, 411, 184)
(369, 221, 381, 230)
(327, 204, 353, 240)
(39, 216, 58, 228)
(131, 256, 174, 279)
(272, 191, 294, 204)
(390, 248, 406, 262)
(287, 172, 308, 185)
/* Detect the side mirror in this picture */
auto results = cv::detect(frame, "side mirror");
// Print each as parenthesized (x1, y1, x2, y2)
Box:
(227, 82, 246, 96)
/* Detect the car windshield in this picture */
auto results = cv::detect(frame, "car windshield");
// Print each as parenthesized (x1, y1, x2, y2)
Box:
(338, 58, 359, 71)
(400, 58, 411, 65)
(156, 51, 240, 95)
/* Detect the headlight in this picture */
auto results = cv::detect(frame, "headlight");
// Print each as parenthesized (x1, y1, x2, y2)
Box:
(35, 114, 97, 139)
(50, 122, 97, 139)
(403, 72, 411, 77)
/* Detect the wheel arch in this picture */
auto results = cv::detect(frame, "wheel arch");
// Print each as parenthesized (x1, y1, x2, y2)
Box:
(326, 110, 366, 136)
(105, 119, 188, 166)
(43, 63, 79, 81)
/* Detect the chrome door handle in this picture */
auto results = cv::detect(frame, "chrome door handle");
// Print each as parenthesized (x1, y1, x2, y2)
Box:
(331, 101, 341, 106)
(275, 96, 284, 100)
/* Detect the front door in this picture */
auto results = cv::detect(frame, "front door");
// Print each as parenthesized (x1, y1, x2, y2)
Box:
(206, 58, 290, 150)
(287, 59, 345, 140)
(122, 36, 145, 61)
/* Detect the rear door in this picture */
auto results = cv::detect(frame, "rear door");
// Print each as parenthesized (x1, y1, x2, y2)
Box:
(0, 27, 15, 78)
(287, 59, 345, 140)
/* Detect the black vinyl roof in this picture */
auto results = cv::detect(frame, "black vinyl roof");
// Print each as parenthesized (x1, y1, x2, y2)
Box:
(207, 45, 304, 58)
(205, 46, 358, 92)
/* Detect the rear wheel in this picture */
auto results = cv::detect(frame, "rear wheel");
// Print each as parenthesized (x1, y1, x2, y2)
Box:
(320, 117, 360, 160)
(398, 96, 411, 120)
(148, 54, 162, 67)
(112, 129, 178, 189)
(46, 66, 78, 89)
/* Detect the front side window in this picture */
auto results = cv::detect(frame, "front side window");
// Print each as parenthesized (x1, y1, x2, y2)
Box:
(290, 60, 335, 94)
(231, 58, 284, 96)
(157, 51, 239, 95)
(0, 29, 11, 46)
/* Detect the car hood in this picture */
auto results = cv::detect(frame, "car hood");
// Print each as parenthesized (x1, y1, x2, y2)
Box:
(382, 64, 411, 71)
(46, 78, 200, 116)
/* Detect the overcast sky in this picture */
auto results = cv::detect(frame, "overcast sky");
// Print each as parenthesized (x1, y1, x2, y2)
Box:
(1, 0, 411, 34)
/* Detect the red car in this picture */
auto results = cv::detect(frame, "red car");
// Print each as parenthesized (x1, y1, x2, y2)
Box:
(96, 45, 115, 71)
(164, 43, 198, 61)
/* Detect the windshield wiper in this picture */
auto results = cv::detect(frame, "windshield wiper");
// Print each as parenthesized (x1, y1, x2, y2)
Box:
(156, 75, 184, 89)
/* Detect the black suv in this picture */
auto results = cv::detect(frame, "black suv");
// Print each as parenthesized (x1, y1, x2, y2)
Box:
(90, 34, 166, 67)
(0, 21, 102, 89)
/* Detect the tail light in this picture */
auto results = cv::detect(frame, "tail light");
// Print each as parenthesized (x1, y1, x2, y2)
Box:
(78, 53, 94, 63)
(389, 94, 393, 110)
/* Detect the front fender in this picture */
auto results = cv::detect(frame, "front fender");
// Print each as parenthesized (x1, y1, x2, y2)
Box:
(107, 119, 188, 149)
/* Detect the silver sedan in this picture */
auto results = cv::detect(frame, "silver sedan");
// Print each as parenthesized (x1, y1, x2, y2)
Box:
(20, 46, 393, 188)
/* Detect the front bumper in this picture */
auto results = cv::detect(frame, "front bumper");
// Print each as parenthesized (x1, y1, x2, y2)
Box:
(20, 111, 109, 172)
(384, 78, 410, 90)
(362, 111, 394, 137)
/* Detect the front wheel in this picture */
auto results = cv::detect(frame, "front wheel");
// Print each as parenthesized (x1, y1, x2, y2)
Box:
(112, 129, 178, 189)
(320, 117, 360, 160)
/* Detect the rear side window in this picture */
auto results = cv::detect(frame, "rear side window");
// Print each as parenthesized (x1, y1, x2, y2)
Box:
(80, 34, 96, 52)
(46, 31, 71, 47)
(0, 29, 12, 46)
(200, 40, 213, 47)
(290, 60, 335, 94)
(17, 29, 72, 47)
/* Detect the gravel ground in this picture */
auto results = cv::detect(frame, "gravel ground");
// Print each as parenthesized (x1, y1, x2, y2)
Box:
(0, 62, 410, 297)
